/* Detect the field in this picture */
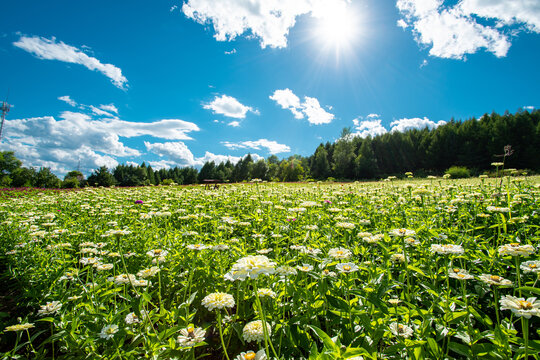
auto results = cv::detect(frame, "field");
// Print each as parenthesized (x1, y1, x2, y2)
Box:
(0, 176, 539, 360)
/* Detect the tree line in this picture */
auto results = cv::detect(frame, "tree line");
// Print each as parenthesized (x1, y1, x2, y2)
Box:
(1, 109, 538, 188)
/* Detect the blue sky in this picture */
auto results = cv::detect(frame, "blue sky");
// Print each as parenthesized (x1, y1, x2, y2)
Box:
(1, 0, 539, 175)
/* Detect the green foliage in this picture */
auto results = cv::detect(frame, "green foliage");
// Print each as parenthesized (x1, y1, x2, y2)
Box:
(445, 166, 471, 178)
(34, 167, 61, 188)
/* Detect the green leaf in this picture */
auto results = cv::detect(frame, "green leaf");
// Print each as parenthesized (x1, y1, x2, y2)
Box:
(307, 325, 340, 355)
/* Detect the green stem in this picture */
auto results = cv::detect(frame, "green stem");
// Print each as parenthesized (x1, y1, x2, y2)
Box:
(515, 256, 522, 298)
(254, 283, 278, 359)
(522, 317, 529, 360)
(493, 286, 501, 327)
(216, 312, 230, 360)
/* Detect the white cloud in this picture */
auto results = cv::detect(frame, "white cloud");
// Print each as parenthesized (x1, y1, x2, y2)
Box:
(145, 142, 262, 167)
(351, 114, 445, 138)
(170, 5, 178, 12)
(203, 94, 255, 119)
(144, 141, 196, 166)
(224, 48, 237, 55)
(13, 35, 128, 89)
(90, 105, 116, 118)
(227, 121, 241, 127)
(420, 59, 428, 68)
(390, 117, 446, 132)
(270, 88, 334, 124)
(99, 104, 118, 114)
(0, 107, 200, 175)
(58, 95, 77, 107)
(397, 0, 512, 59)
(352, 115, 388, 138)
(182, 0, 350, 48)
(460, 0, 540, 32)
(221, 138, 291, 154)
(523, 105, 535, 110)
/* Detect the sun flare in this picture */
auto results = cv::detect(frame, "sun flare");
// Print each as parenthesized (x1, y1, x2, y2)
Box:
(314, 4, 360, 54)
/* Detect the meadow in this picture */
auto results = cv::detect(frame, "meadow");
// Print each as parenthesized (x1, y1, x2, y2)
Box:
(0, 176, 539, 359)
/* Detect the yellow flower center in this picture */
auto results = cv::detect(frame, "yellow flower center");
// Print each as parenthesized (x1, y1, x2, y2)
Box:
(343, 265, 351, 271)
(336, 251, 343, 255)
(490, 275, 502, 282)
(187, 326, 194, 333)
(245, 352, 256, 360)
(323, 269, 329, 274)
(510, 243, 519, 247)
(530, 264, 537, 268)
(453, 268, 460, 273)
(518, 301, 533, 310)
(457, 274, 466, 278)
(302, 267, 309, 271)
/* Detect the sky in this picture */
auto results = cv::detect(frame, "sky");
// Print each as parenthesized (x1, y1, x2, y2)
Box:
(0, 0, 539, 176)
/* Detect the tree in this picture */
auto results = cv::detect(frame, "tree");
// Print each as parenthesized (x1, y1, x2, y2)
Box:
(332, 135, 355, 179)
(0, 151, 23, 186)
(251, 159, 268, 180)
(354, 140, 379, 179)
(11, 167, 36, 187)
(88, 166, 116, 187)
(34, 167, 61, 188)
(311, 145, 330, 179)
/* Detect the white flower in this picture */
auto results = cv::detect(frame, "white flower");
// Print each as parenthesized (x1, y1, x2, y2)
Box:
(146, 249, 169, 258)
(335, 222, 355, 229)
(137, 266, 160, 278)
(38, 301, 62, 316)
(500, 295, 540, 319)
(389, 322, 413, 338)
(389, 228, 416, 237)
(448, 268, 473, 280)
(276, 266, 297, 277)
(95, 263, 114, 271)
(328, 247, 352, 259)
(430, 244, 464, 255)
(336, 262, 359, 274)
(521, 261, 540, 273)
(498, 243, 535, 257)
(297, 264, 313, 272)
(235, 350, 267, 360)
(177, 326, 205, 347)
(187, 244, 208, 251)
(243, 320, 271, 343)
(125, 312, 140, 324)
(257, 288, 277, 299)
(256, 248, 273, 254)
(202, 292, 235, 311)
(225, 255, 276, 281)
(100, 324, 119, 340)
(479, 274, 513, 286)
(108, 274, 137, 286)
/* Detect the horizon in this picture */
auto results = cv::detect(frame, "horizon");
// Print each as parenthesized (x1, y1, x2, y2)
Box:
(1, 0, 539, 176)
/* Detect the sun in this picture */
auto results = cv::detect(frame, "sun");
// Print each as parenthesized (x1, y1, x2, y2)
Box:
(313, 3, 360, 57)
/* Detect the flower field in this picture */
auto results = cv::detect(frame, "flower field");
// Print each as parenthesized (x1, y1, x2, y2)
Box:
(1, 177, 539, 359)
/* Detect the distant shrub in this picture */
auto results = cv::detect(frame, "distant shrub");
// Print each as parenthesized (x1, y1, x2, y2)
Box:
(326, 177, 336, 182)
(445, 166, 471, 178)
(161, 179, 176, 186)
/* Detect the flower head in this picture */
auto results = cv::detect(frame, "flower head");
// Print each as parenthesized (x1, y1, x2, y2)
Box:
(498, 243, 535, 257)
(4, 323, 35, 332)
(100, 324, 119, 340)
(479, 274, 513, 286)
(38, 301, 62, 316)
(521, 260, 540, 273)
(243, 320, 271, 343)
(225, 255, 276, 281)
(448, 268, 473, 280)
(500, 295, 540, 319)
(389, 322, 413, 338)
(177, 326, 205, 347)
(328, 247, 352, 260)
(389, 228, 416, 237)
(235, 350, 267, 360)
(430, 244, 464, 255)
(257, 288, 277, 299)
(202, 292, 235, 311)
(336, 262, 359, 274)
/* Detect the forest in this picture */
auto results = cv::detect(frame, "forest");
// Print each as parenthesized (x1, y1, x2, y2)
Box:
(1, 109, 539, 188)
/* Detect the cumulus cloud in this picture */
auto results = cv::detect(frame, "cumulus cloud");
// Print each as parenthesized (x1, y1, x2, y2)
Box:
(144, 141, 196, 167)
(227, 121, 241, 127)
(351, 114, 445, 138)
(203, 94, 256, 119)
(390, 117, 446, 132)
(13, 35, 128, 89)
(221, 139, 291, 154)
(0, 107, 200, 175)
(58, 95, 77, 107)
(224, 48, 237, 55)
(352, 114, 388, 138)
(182, 0, 350, 48)
(100, 104, 118, 114)
(145, 142, 262, 167)
(396, 0, 511, 59)
(270, 88, 334, 125)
